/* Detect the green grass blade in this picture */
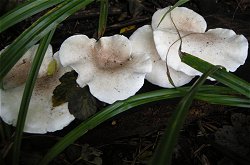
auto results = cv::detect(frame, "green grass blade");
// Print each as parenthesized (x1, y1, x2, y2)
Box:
(157, 0, 189, 27)
(11, 29, 55, 165)
(196, 93, 250, 108)
(38, 90, 182, 165)
(38, 84, 248, 164)
(98, 0, 108, 39)
(0, 0, 65, 33)
(0, 0, 95, 81)
(181, 53, 250, 98)
(149, 65, 221, 165)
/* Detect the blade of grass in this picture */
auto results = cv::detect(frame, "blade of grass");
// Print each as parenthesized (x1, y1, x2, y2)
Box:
(98, 0, 108, 39)
(181, 53, 250, 98)
(0, 0, 65, 33)
(149, 65, 222, 165)
(11, 29, 55, 165)
(39, 84, 248, 164)
(196, 93, 250, 108)
(0, 0, 95, 81)
(157, 0, 189, 27)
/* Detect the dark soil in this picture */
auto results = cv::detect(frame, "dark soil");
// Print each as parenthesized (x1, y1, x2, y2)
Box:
(1, 0, 250, 165)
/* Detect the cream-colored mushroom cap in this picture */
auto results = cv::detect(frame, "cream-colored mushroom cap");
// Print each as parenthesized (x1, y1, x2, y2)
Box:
(130, 25, 194, 88)
(152, 6, 207, 33)
(154, 28, 249, 76)
(59, 34, 152, 104)
(152, 6, 248, 76)
(0, 52, 75, 134)
(1, 44, 53, 89)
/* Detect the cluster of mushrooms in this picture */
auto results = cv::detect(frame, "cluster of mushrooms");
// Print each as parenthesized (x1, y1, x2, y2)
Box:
(0, 6, 248, 133)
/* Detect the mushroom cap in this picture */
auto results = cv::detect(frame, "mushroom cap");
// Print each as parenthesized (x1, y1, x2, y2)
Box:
(1, 44, 53, 89)
(152, 6, 207, 33)
(59, 34, 152, 104)
(0, 52, 75, 134)
(154, 28, 249, 76)
(130, 25, 194, 88)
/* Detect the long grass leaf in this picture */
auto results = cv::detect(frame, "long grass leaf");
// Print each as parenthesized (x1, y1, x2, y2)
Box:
(38, 84, 248, 164)
(98, 0, 108, 39)
(149, 65, 221, 165)
(0, 0, 65, 33)
(196, 94, 250, 108)
(0, 0, 95, 81)
(11, 29, 55, 165)
(181, 53, 250, 98)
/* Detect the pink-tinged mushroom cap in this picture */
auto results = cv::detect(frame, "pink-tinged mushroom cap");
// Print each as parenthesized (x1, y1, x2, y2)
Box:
(0, 52, 75, 134)
(1, 44, 53, 89)
(152, 6, 207, 33)
(130, 25, 194, 88)
(59, 35, 152, 104)
(154, 28, 249, 76)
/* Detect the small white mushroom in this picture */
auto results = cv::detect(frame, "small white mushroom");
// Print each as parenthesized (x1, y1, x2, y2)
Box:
(1, 44, 53, 89)
(152, 6, 249, 77)
(0, 52, 75, 134)
(59, 34, 152, 104)
(130, 25, 194, 88)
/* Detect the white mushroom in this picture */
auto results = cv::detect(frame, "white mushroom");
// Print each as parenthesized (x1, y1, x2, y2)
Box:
(1, 44, 53, 89)
(130, 25, 194, 88)
(59, 34, 152, 104)
(0, 52, 75, 134)
(152, 6, 207, 33)
(152, 6, 249, 76)
(154, 28, 249, 76)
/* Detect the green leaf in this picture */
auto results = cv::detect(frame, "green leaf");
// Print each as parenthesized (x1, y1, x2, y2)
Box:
(53, 71, 97, 120)
(0, 0, 95, 81)
(47, 59, 58, 76)
(181, 53, 250, 98)
(157, 0, 189, 27)
(11, 29, 55, 165)
(98, 0, 108, 39)
(196, 93, 250, 108)
(149, 65, 221, 165)
(52, 71, 78, 107)
(39, 84, 248, 164)
(0, 0, 65, 33)
(68, 87, 97, 120)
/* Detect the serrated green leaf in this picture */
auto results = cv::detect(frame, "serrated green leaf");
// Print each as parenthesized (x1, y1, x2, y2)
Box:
(52, 71, 78, 106)
(52, 71, 97, 120)
(68, 87, 97, 120)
